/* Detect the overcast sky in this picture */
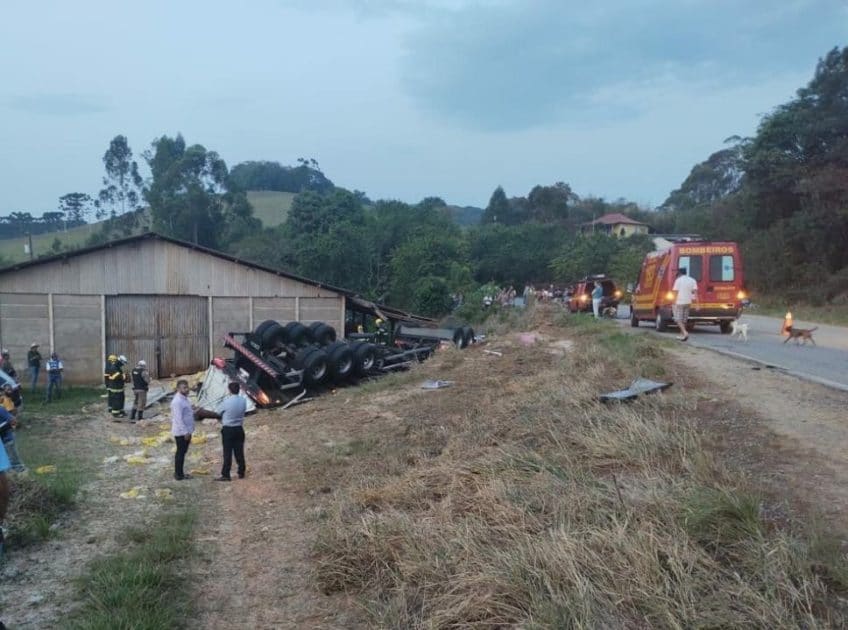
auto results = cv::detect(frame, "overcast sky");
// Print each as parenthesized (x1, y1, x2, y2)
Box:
(1, 0, 845, 215)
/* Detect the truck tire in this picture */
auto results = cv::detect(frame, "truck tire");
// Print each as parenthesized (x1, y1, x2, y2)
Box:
(294, 346, 328, 387)
(324, 341, 354, 382)
(452, 328, 467, 349)
(655, 313, 667, 332)
(309, 322, 337, 346)
(253, 320, 278, 338)
(462, 326, 474, 347)
(349, 341, 377, 376)
(719, 321, 732, 334)
(260, 322, 287, 352)
(284, 321, 313, 347)
(630, 310, 639, 328)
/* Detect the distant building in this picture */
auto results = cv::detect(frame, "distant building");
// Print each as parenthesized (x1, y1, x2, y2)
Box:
(581, 213, 650, 237)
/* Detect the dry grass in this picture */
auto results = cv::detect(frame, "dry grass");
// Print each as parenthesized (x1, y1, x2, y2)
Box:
(309, 306, 848, 628)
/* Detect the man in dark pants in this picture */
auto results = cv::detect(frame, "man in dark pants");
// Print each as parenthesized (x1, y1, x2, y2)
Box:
(104, 354, 128, 419)
(215, 382, 247, 481)
(130, 359, 150, 421)
(170, 379, 195, 481)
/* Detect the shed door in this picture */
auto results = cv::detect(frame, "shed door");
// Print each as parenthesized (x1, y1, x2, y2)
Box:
(106, 296, 208, 378)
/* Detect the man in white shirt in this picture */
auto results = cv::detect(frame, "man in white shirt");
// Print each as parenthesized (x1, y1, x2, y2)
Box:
(672, 267, 698, 341)
(170, 379, 195, 480)
(216, 382, 247, 481)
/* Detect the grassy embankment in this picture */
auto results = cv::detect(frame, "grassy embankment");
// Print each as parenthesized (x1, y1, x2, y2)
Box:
(307, 306, 847, 627)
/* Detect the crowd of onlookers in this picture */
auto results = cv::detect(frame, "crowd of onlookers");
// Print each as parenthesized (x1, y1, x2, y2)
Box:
(479, 284, 576, 309)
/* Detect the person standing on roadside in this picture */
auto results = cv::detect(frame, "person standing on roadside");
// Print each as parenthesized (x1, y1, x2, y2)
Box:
(104, 354, 128, 419)
(27, 343, 42, 392)
(215, 382, 247, 482)
(0, 436, 12, 560)
(591, 282, 604, 319)
(672, 267, 698, 342)
(171, 379, 194, 481)
(0, 350, 17, 381)
(130, 359, 150, 421)
(0, 401, 24, 473)
(45, 352, 64, 402)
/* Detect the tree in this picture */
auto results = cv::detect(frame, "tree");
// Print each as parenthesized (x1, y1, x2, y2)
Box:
(229, 160, 334, 193)
(144, 134, 255, 248)
(98, 136, 143, 219)
(58, 192, 94, 224)
(481, 186, 513, 224)
(527, 182, 576, 224)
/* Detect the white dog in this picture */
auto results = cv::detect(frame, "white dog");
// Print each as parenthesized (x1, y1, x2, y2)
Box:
(730, 319, 749, 342)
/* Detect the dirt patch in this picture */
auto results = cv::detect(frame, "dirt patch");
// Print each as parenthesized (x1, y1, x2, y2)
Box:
(668, 345, 848, 529)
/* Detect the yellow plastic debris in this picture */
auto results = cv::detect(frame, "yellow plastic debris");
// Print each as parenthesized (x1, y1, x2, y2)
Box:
(109, 435, 122, 444)
(125, 455, 152, 465)
(119, 486, 147, 499)
(189, 468, 209, 476)
(192, 434, 208, 445)
(34, 465, 57, 475)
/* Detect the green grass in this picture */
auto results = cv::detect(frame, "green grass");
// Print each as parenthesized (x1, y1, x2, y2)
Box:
(4, 387, 100, 546)
(752, 297, 848, 327)
(246, 190, 296, 228)
(0, 224, 102, 264)
(25, 386, 104, 419)
(8, 449, 84, 546)
(66, 509, 198, 630)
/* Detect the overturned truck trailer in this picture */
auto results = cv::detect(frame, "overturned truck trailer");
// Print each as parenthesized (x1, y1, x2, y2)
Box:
(202, 318, 475, 409)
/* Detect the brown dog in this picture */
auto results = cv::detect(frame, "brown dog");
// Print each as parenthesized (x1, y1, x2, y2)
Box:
(783, 326, 817, 345)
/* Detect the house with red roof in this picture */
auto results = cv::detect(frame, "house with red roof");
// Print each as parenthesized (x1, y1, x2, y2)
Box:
(581, 213, 650, 237)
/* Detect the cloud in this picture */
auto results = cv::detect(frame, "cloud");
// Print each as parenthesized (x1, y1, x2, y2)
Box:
(5, 93, 108, 116)
(398, 0, 848, 130)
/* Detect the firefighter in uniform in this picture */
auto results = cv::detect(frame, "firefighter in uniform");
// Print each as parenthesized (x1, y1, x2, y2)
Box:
(130, 359, 151, 421)
(104, 354, 128, 419)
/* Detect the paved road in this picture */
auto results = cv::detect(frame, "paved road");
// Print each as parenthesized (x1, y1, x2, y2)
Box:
(616, 306, 848, 391)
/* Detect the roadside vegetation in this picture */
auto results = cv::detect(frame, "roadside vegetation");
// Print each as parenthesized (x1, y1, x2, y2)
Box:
(66, 509, 198, 630)
(309, 307, 848, 627)
(751, 297, 848, 327)
(7, 388, 100, 547)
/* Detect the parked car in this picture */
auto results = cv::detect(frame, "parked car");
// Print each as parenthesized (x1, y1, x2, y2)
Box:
(566, 275, 622, 313)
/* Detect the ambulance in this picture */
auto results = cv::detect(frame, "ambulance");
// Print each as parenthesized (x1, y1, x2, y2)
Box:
(630, 240, 746, 332)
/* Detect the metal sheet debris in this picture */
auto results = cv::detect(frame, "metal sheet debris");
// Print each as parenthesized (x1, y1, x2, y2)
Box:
(599, 378, 673, 403)
(421, 380, 454, 390)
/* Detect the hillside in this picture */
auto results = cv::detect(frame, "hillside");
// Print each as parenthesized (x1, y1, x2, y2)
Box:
(0, 191, 294, 264)
(246, 190, 296, 228)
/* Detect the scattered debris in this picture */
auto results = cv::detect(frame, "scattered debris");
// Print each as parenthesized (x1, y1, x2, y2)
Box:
(119, 486, 147, 500)
(518, 332, 543, 346)
(599, 378, 673, 403)
(102, 455, 120, 465)
(483, 349, 503, 357)
(34, 465, 57, 475)
(421, 380, 454, 390)
(282, 389, 312, 409)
